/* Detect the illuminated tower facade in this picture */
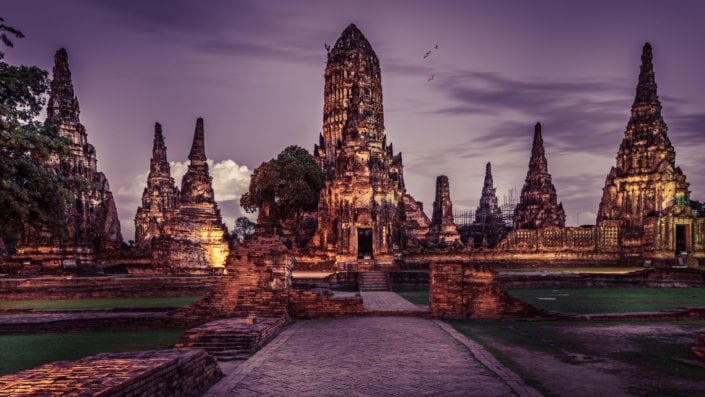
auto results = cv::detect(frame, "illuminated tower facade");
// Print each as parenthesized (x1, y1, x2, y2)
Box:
(311, 24, 411, 267)
(597, 43, 704, 260)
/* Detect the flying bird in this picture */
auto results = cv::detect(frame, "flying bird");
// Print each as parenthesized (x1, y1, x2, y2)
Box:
(423, 50, 432, 59)
(325, 43, 331, 52)
(427, 75, 434, 81)
(434, 44, 439, 50)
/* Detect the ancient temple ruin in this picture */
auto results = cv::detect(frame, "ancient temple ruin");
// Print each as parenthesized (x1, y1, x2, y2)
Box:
(15, 48, 122, 266)
(426, 175, 460, 246)
(152, 118, 229, 273)
(513, 123, 566, 230)
(597, 43, 705, 262)
(134, 123, 180, 250)
(310, 24, 427, 268)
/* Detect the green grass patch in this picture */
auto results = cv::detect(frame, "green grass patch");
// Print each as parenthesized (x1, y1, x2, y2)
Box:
(395, 289, 429, 305)
(508, 288, 705, 314)
(0, 328, 187, 376)
(0, 296, 202, 311)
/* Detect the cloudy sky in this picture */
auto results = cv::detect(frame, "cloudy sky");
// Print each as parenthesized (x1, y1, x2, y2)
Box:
(4, 0, 705, 239)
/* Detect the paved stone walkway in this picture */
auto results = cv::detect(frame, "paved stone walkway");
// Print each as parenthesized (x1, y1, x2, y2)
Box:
(205, 317, 539, 396)
(360, 291, 425, 311)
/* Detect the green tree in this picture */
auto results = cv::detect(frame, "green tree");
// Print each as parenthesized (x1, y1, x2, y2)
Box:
(241, 145, 324, 236)
(232, 216, 256, 242)
(0, 18, 70, 239)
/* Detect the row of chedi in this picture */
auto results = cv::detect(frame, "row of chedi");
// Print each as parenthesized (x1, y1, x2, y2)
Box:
(11, 25, 705, 273)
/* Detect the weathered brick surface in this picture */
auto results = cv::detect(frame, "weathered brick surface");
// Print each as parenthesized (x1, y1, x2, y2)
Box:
(288, 290, 363, 319)
(0, 349, 222, 396)
(430, 261, 543, 319)
(0, 276, 217, 300)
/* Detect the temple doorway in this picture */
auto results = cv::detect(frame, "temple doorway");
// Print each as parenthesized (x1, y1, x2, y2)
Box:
(675, 224, 687, 254)
(357, 228, 373, 259)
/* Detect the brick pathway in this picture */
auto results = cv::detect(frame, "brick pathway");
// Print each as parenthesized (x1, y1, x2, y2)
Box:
(205, 317, 537, 396)
(360, 291, 425, 311)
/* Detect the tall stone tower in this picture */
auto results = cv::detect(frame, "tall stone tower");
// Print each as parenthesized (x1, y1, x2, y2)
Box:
(311, 24, 411, 267)
(152, 118, 229, 273)
(513, 123, 566, 230)
(475, 162, 503, 225)
(597, 43, 702, 260)
(426, 175, 460, 246)
(16, 48, 122, 265)
(134, 123, 180, 249)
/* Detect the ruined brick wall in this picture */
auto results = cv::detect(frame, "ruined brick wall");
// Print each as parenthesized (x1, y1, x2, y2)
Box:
(0, 276, 217, 300)
(429, 261, 542, 319)
(389, 271, 429, 290)
(288, 290, 363, 319)
(0, 349, 222, 396)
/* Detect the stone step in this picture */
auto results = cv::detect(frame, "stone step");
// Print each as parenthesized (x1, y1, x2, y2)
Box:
(359, 271, 389, 292)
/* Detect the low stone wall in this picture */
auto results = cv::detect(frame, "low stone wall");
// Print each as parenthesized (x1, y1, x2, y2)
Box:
(502, 268, 705, 289)
(288, 290, 364, 319)
(0, 349, 222, 396)
(0, 276, 218, 300)
(430, 261, 544, 319)
(389, 271, 429, 290)
(0, 311, 172, 335)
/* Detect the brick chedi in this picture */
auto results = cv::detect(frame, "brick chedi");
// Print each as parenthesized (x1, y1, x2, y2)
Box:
(597, 43, 703, 261)
(134, 123, 180, 250)
(426, 175, 460, 246)
(513, 122, 566, 230)
(459, 162, 508, 248)
(475, 162, 503, 225)
(16, 48, 122, 266)
(311, 24, 427, 267)
(152, 118, 229, 273)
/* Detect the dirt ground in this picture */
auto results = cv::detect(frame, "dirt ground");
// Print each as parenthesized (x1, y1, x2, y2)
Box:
(466, 321, 705, 396)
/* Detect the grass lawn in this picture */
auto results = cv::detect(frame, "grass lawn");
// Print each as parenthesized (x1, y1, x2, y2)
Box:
(0, 328, 187, 376)
(508, 288, 705, 314)
(0, 296, 202, 311)
(449, 320, 705, 396)
(395, 289, 429, 305)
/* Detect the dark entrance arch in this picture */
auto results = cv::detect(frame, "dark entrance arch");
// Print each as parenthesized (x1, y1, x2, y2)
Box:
(357, 228, 372, 259)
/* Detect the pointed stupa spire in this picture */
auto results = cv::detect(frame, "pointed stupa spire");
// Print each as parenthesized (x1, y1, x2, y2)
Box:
(47, 48, 80, 123)
(148, 122, 171, 178)
(153, 122, 166, 161)
(529, 122, 548, 174)
(633, 42, 659, 107)
(475, 162, 502, 225)
(334, 23, 373, 52)
(188, 117, 207, 164)
(483, 162, 494, 189)
(514, 123, 565, 229)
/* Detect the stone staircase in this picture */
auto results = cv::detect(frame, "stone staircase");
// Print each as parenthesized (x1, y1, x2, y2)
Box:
(359, 271, 389, 291)
(175, 316, 287, 361)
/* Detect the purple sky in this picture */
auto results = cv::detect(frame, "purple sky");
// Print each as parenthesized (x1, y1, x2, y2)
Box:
(4, 0, 705, 240)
